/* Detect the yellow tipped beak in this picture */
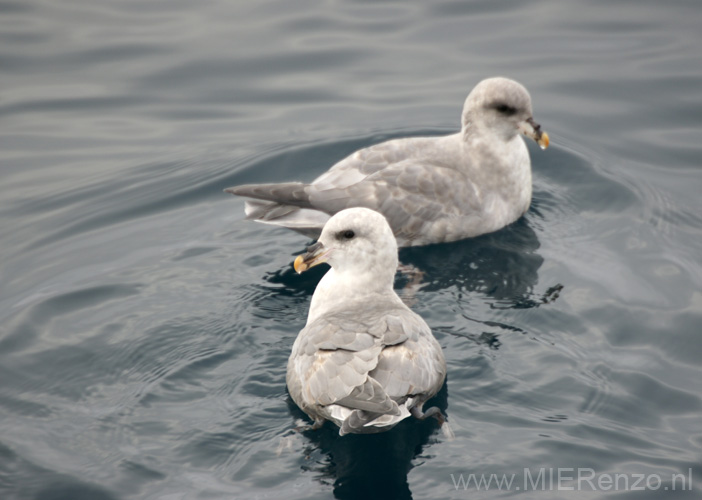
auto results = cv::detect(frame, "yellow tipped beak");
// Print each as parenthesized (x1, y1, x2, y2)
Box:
(293, 254, 307, 273)
(520, 117, 549, 150)
(293, 242, 328, 274)
(538, 131, 550, 150)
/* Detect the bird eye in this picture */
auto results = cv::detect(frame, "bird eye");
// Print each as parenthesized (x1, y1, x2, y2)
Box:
(338, 229, 355, 240)
(494, 103, 517, 115)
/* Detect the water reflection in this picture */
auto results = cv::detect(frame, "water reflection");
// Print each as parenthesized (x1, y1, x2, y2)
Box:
(287, 382, 450, 500)
(400, 216, 546, 307)
(264, 215, 552, 310)
(33, 481, 119, 500)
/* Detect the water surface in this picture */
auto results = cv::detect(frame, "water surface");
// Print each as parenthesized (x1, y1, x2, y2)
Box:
(1, 0, 701, 498)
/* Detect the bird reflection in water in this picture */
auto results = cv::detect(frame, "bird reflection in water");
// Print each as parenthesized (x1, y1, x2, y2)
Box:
(286, 382, 450, 500)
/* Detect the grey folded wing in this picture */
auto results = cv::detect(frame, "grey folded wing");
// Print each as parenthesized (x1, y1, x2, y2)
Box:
(290, 306, 444, 415)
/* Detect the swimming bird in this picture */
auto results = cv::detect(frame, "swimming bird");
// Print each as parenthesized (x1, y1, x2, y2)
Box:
(226, 77, 549, 246)
(286, 207, 447, 435)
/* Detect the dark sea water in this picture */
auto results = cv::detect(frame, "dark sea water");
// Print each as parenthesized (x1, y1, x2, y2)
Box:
(1, 1, 701, 499)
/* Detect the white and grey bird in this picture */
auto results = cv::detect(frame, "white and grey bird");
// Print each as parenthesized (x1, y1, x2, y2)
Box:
(226, 77, 549, 246)
(286, 207, 447, 435)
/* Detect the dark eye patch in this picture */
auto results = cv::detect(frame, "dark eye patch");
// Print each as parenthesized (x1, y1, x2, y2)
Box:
(492, 103, 517, 116)
(336, 229, 355, 240)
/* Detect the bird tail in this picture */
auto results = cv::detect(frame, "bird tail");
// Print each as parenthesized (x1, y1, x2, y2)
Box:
(225, 182, 312, 208)
(226, 183, 328, 238)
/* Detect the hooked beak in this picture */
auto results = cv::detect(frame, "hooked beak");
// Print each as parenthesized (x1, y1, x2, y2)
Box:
(519, 117, 550, 150)
(293, 241, 330, 274)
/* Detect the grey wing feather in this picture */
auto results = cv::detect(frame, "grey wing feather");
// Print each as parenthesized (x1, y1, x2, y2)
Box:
(303, 349, 381, 406)
(312, 137, 480, 214)
(290, 305, 443, 412)
(369, 311, 446, 400)
(292, 316, 383, 407)
(308, 160, 482, 236)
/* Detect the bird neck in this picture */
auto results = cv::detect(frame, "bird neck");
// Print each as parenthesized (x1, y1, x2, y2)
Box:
(306, 266, 398, 325)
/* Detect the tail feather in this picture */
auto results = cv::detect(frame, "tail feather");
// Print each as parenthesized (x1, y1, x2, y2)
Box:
(226, 183, 328, 238)
(225, 182, 312, 209)
(241, 200, 328, 239)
